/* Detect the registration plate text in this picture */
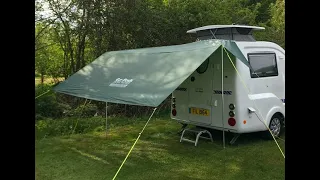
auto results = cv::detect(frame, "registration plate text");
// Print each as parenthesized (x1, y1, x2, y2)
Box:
(190, 107, 210, 116)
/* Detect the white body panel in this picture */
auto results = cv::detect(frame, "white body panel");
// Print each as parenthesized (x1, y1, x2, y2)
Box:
(171, 41, 285, 134)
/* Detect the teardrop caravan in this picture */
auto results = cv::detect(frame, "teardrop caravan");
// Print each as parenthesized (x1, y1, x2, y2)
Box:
(171, 24, 285, 144)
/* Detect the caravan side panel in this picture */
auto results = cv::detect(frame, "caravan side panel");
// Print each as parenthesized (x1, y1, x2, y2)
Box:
(234, 42, 285, 133)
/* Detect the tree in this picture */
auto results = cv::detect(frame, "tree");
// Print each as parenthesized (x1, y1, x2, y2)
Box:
(270, 0, 285, 48)
(35, 0, 285, 80)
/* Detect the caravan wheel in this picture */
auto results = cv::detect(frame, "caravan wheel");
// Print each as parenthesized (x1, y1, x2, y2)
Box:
(268, 115, 282, 138)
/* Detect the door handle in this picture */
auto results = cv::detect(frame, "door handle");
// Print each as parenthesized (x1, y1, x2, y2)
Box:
(210, 97, 218, 106)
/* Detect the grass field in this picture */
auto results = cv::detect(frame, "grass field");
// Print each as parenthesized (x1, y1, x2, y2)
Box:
(35, 117, 285, 180)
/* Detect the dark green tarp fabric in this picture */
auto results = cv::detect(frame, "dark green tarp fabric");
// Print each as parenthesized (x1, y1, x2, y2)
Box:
(54, 40, 248, 107)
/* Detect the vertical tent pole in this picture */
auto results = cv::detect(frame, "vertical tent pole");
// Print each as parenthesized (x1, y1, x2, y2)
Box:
(106, 102, 108, 137)
(221, 46, 226, 149)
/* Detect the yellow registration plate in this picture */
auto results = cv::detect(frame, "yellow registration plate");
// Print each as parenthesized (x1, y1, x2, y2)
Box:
(190, 107, 210, 116)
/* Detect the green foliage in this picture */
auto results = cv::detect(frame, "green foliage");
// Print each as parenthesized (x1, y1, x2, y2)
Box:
(269, 0, 285, 48)
(65, 103, 98, 118)
(35, 84, 70, 119)
(35, 84, 52, 97)
(36, 23, 65, 80)
(35, 0, 285, 80)
(270, 0, 285, 31)
(35, 93, 70, 119)
(253, 0, 285, 48)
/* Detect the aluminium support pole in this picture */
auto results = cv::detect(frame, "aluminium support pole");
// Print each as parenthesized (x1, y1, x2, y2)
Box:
(106, 102, 108, 137)
(221, 46, 226, 149)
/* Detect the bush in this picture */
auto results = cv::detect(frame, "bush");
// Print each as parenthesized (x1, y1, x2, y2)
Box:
(35, 84, 72, 119)
(35, 84, 52, 97)
(66, 103, 98, 118)
(35, 93, 72, 119)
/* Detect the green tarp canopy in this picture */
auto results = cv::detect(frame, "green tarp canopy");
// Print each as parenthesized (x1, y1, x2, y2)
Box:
(54, 40, 249, 107)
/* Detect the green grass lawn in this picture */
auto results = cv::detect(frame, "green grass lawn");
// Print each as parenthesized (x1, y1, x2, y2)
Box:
(35, 118, 285, 180)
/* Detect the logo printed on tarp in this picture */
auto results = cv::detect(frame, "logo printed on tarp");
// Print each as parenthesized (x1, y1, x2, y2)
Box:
(109, 78, 133, 88)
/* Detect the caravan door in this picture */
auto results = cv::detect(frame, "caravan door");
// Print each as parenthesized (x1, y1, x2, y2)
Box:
(188, 56, 214, 125)
(211, 48, 235, 129)
(211, 50, 224, 128)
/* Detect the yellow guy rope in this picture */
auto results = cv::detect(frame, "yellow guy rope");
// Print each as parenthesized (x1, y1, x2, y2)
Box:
(71, 99, 90, 135)
(112, 108, 157, 180)
(35, 90, 51, 99)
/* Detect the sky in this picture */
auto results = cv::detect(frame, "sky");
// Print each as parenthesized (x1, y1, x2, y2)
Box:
(36, 0, 54, 20)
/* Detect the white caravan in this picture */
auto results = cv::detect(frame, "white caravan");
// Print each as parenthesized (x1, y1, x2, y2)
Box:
(171, 25, 285, 145)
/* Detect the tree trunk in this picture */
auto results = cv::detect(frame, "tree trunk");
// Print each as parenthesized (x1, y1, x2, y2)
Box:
(63, 52, 68, 79)
(80, 34, 86, 68)
(41, 73, 44, 84)
(67, 37, 75, 73)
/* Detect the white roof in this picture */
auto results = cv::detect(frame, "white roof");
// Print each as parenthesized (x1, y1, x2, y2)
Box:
(186, 25, 265, 33)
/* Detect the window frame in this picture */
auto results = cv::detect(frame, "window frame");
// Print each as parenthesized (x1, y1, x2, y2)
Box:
(247, 52, 279, 78)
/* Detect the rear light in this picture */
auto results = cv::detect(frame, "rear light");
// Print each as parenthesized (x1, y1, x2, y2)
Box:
(172, 97, 177, 116)
(172, 109, 177, 116)
(228, 103, 235, 126)
(228, 118, 236, 126)
(229, 111, 235, 117)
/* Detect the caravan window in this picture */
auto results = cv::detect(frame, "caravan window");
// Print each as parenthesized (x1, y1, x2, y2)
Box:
(248, 53, 278, 78)
(196, 58, 209, 74)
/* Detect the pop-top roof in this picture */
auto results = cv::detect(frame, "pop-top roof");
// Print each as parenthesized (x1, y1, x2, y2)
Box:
(187, 25, 265, 34)
(186, 24, 265, 42)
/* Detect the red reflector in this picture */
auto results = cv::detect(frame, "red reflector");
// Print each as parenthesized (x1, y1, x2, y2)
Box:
(228, 118, 236, 126)
(172, 109, 177, 116)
